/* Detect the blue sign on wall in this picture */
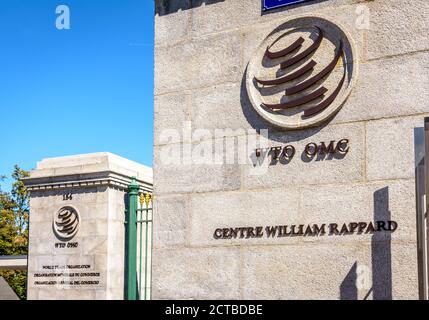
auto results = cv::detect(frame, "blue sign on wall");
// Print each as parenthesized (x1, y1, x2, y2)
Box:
(263, 0, 313, 11)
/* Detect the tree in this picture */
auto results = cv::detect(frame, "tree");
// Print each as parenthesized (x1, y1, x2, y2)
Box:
(11, 166, 29, 252)
(0, 165, 30, 300)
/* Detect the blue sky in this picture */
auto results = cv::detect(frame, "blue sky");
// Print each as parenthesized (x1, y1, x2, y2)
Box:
(0, 1, 154, 191)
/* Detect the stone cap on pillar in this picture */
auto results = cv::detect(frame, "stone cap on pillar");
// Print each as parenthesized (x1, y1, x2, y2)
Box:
(23, 152, 153, 192)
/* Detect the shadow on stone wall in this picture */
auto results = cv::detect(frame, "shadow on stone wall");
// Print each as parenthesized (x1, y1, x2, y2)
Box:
(340, 262, 357, 300)
(155, 0, 225, 16)
(339, 187, 393, 300)
(29, 186, 108, 199)
(372, 186, 392, 300)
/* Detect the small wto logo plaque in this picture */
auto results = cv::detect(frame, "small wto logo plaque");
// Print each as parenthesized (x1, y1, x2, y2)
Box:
(246, 15, 358, 130)
(53, 206, 80, 241)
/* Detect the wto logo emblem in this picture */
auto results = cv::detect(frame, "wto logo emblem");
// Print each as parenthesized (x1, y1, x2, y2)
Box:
(53, 206, 80, 241)
(246, 16, 358, 129)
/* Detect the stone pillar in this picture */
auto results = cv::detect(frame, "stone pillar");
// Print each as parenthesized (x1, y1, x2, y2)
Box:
(23, 153, 152, 300)
(153, 0, 428, 299)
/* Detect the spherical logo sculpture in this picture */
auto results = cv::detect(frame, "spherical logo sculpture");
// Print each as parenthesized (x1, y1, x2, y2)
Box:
(53, 206, 80, 241)
(246, 16, 358, 129)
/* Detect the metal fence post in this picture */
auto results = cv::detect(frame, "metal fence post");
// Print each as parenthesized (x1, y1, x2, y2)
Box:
(425, 117, 429, 299)
(126, 177, 139, 300)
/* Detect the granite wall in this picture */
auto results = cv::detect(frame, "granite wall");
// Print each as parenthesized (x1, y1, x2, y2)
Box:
(153, 0, 429, 299)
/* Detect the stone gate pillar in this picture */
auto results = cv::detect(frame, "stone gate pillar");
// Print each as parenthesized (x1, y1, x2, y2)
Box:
(23, 153, 153, 300)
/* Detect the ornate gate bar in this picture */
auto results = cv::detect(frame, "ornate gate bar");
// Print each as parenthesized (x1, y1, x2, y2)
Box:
(125, 177, 153, 300)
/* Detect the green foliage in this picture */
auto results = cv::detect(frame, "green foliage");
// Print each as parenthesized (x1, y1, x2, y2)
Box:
(0, 166, 30, 300)
(0, 270, 27, 299)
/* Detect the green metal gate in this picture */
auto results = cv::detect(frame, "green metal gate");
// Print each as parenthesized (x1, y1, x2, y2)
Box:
(125, 177, 153, 300)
